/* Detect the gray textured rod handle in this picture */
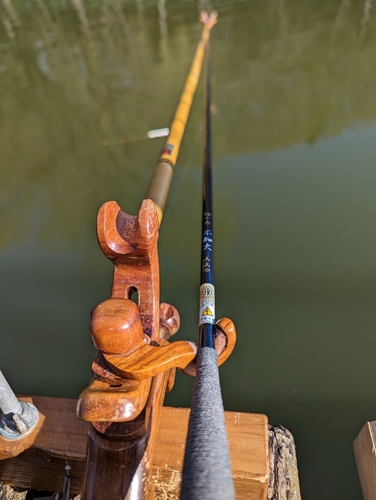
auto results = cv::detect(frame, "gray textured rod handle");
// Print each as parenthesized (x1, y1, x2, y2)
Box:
(180, 347, 235, 500)
(0, 371, 22, 415)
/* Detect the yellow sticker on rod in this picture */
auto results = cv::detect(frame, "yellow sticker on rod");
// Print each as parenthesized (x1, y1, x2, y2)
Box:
(202, 306, 213, 316)
(199, 283, 215, 325)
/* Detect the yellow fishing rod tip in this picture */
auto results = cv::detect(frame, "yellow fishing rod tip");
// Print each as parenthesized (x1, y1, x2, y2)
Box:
(199, 11, 218, 28)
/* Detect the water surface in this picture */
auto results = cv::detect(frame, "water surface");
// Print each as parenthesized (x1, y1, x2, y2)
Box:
(1, 1, 376, 498)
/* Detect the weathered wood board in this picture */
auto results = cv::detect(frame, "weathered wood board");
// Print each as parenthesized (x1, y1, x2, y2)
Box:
(354, 421, 376, 500)
(0, 396, 269, 499)
(268, 426, 301, 500)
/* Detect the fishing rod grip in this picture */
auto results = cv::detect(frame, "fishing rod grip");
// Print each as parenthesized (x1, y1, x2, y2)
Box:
(181, 347, 235, 500)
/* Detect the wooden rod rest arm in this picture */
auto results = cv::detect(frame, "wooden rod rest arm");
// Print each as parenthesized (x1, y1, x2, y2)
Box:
(72, 199, 237, 499)
(77, 199, 236, 425)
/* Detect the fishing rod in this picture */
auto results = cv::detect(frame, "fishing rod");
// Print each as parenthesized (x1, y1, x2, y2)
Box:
(181, 12, 236, 500)
(145, 14, 215, 226)
(78, 14, 219, 500)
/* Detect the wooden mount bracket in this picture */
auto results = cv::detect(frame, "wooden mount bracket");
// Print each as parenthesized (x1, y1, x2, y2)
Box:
(78, 302, 236, 422)
(78, 200, 236, 424)
(89, 298, 236, 380)
(77, 376, 152, 424)
(77, 299, 181, 424)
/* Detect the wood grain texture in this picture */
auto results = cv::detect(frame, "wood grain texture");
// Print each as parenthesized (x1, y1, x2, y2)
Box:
(77, 377, 152, 423)
(80, 371, 170, 500)
(97, 199, 160, 341)
(155, 407, 269, 500)
(0, 397, 269, 499)
(103, 341, 196, 380)
(354, 421, 376, 500)
(90, 299, 145, 355)
(87, 300, 235, 381)
(268, 426, 301, 500)
(0, 485, 27, 499)
(82, 198, 189, 499)
(159, 303, 180, 339)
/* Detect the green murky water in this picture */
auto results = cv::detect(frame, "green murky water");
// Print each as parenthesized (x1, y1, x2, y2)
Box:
(1, 0, 376, 498)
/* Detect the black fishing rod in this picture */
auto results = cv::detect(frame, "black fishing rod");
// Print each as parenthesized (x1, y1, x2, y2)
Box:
(180, 12, 235, 500)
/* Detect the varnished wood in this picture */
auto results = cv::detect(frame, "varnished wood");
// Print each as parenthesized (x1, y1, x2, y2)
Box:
(79, 200, 176, 497)
(90, 299, 145, 355)
(77, 377, 152, 423)
(100, 319, 236, 379)
(354, 421, 376, 500)
(103, 341, 196, 380)
(159, 302, 180, 339)
(127, 371, 170, 500)
(0, 396, 270, 499)
(165, 368, 176, 393)
(79, 179, 237, 498)
(97, 199, 160, 341)
(84, 289, 235, 382)
(182, 318, 236, 377)
(81, 371, 170, 500)
(78, 200, 179, 498)
(216, 317, 237, 364)
(81, 417, 149, 500)
(88, 296, 197, 381)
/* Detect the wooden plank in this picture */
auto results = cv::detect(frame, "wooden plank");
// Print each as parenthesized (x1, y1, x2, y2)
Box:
(154, 407, 269, 500)
(354, 421, 376, 500)
(0, 396, 269, 499)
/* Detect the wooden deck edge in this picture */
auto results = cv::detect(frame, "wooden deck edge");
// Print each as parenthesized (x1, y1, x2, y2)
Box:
(268, 425, 301, 500)
(0, 397, 301, 500)
(354, 421, 376, 500)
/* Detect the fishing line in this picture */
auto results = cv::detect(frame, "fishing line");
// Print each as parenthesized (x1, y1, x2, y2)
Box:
(163, 123, 204, 224)
(180, 11, 235, 500)
(58, 417, 80, 500)
(101, 127, 169, 146)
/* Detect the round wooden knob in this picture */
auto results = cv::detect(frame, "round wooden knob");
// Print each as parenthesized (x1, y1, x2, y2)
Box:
(90, 299, 144, 354)
(159, 303, 180, 339)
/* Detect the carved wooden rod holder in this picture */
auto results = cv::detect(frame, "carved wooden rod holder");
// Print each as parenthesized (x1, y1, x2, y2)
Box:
(77, 199, 236, 426)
